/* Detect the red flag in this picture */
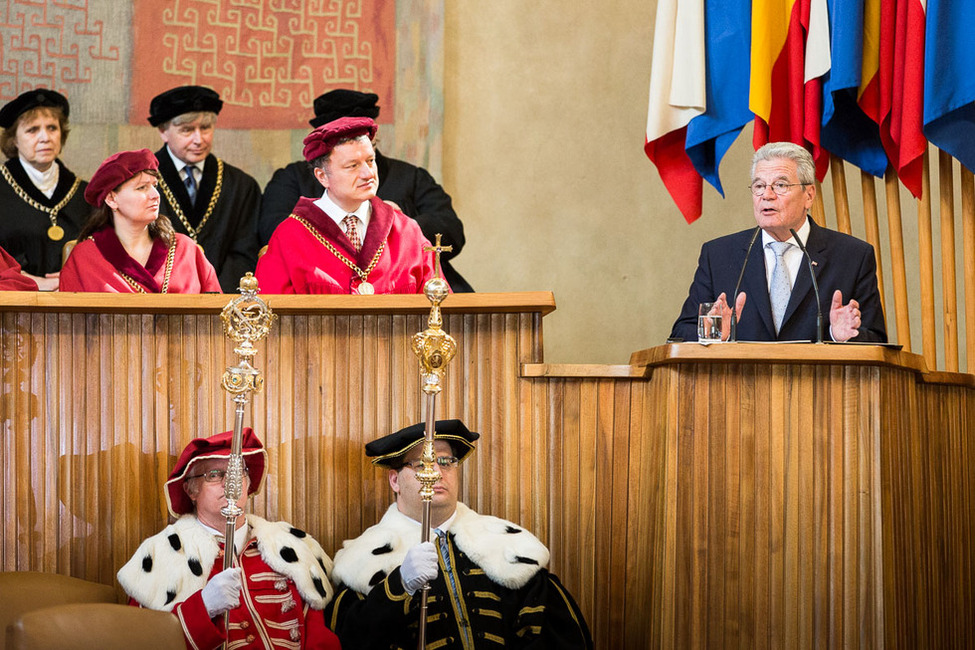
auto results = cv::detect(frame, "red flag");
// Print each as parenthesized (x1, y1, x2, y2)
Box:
(752, 0, 830, 180)
(644, 130, 703, 223)
(859, 0, 926, 197)
(644, 0, 706, 223)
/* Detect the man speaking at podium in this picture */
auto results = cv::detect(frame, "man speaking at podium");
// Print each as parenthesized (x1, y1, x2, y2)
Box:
(670, 142, 887, 343)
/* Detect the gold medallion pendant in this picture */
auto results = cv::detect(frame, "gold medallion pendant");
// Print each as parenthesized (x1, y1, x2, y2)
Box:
(356, 281, 375, 295)
(47, 225, 65, 241)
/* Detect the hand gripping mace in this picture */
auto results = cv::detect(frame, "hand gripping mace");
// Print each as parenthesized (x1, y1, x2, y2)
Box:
(410, 235, 456, 649)
(218, 273, 275, 640)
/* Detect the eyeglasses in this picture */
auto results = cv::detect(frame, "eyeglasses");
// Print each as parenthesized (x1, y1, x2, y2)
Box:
(401, 456, 460, 471)
(749, 181, 808, 196)
(186, 466, 248, 483)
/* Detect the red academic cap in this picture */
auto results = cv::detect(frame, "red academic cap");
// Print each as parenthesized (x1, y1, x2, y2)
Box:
(84, 149, 159, 207)
(302, 116, 377, 162)
(164, 428, 267, 519)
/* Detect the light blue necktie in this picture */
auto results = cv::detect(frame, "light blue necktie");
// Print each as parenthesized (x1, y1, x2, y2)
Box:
(768, 241, 793, 333)
(184, 167, 198, 206)
(434, 529, 457, 590)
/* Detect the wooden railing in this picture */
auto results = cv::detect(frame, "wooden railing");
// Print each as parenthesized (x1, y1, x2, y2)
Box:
(3, 293, 973, 647)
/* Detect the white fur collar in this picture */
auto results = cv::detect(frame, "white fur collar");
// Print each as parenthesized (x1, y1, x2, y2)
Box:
(117, 514, 334, 611)
(331, 503, 549, 594)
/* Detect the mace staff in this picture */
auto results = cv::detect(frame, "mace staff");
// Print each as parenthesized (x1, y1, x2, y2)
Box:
(218, 273, 276, 641)
(410, 235, 456, 649)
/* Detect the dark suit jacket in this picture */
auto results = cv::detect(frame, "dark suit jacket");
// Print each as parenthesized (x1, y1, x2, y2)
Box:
(670, 218, 888, 343)
(155, 147, 260, 293)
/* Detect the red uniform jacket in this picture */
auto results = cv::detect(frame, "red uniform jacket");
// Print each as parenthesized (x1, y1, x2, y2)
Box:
(60, 230, 221, 293)
(255, 197, 441, 294)
(118, 515, 341, 650)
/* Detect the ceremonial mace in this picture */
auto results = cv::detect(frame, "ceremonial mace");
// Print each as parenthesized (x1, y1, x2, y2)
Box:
(410, 235, 457, 649)
(218, 273, 275, 639)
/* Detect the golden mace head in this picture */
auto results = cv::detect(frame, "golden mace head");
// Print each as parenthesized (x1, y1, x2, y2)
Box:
(411, 236, 456, 395)
(220, 273, 275, 398)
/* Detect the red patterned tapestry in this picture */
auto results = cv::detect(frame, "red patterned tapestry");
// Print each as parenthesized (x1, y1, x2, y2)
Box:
(128, 0, 396, 129)
(0, 0, 120, 98)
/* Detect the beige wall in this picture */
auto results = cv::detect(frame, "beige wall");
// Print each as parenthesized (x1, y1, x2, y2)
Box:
(442, 2, 970, 369)
(54, 1, 968, 368)
(441, 1, 760, 363)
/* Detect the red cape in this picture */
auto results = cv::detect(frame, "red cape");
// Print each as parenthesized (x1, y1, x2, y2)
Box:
(60, 231, 221, 293)
(255, 196, 442, 294)
(0, 245, 37, 291)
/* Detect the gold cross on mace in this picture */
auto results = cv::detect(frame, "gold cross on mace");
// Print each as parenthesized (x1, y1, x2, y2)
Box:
(423, 234, 453, 280)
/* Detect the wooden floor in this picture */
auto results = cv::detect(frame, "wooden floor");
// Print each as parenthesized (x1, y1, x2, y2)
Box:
(2, 293, 973, 648)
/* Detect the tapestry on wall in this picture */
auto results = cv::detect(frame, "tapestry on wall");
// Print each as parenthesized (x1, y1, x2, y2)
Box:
(0, 0, 443, 173)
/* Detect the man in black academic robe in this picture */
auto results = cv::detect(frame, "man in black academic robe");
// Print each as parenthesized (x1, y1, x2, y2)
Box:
(148, 85, 260, 293)
(323, 420, 593, 649)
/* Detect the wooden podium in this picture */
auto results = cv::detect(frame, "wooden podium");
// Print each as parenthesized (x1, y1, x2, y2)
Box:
(2, 292, 973, 648)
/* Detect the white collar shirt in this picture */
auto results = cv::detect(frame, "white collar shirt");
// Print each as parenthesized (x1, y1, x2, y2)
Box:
(761, 216, 811, 292)
(313, 189, 372, 233)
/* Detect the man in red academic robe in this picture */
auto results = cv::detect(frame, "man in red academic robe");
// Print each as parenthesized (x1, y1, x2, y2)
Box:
(255, 117, 442, 295)
(117, 429, 341, 650)
(0, 244, 37, 290)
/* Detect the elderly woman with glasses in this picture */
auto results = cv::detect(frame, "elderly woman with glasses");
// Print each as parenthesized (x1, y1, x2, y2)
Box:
(117, 429, 341, 650)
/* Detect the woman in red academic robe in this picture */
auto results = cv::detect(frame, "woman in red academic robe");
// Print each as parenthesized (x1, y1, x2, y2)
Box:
(0, 244, 37, 290)
(60, 149, 220, 293)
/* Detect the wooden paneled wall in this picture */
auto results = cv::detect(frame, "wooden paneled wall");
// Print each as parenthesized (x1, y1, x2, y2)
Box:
(2, 293, 973, 647)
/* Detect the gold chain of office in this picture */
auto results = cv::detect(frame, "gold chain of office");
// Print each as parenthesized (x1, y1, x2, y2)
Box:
(289, 214, 386, 283)
(0, 164, 81, 241)
(118, 239, 177, 293)
(157, 159, 224, 242)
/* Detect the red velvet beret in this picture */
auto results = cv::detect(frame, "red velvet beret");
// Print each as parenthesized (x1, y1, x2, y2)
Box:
(164, 428, 267, 518)
(84, 149, 159, 207)
(302, 116, 377, 162)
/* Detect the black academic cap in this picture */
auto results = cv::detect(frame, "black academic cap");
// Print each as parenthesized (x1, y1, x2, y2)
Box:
(0, 89, 69, 129)
(365, 419, 479, 467)
(309, 89, 380, 128)
(148, 85, 223, 127)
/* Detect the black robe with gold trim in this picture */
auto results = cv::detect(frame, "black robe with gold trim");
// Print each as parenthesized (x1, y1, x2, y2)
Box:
(323, 503, 593, 649)
(0, 158, 88, 275)
(155, 147, 260, 293)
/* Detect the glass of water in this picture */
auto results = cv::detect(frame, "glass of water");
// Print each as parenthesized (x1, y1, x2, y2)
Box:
(698, 302, 723, 343)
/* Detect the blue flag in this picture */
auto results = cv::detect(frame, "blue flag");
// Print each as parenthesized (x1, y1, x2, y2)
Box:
(684, 0, 752, 197)
(820, 0, 888, 178)
(924, 0, 975, 173)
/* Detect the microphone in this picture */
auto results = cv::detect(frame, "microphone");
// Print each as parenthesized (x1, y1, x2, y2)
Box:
(789, 227, 823, 344)
(730, 226, 761, 342)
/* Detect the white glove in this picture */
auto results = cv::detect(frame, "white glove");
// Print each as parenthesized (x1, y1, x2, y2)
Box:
(400, 541, 439, 595)
(201, 567, 242, 618)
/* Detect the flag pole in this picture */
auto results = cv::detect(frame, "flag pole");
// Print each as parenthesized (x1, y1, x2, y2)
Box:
(410, 235, 456, 649)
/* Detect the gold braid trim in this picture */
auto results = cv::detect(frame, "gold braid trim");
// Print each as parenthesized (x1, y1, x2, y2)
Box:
(289, 214, 385, 282)
(0, 164, 82, 229)
(157, 159, 224, 242)
(119, 238, 177, 293)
